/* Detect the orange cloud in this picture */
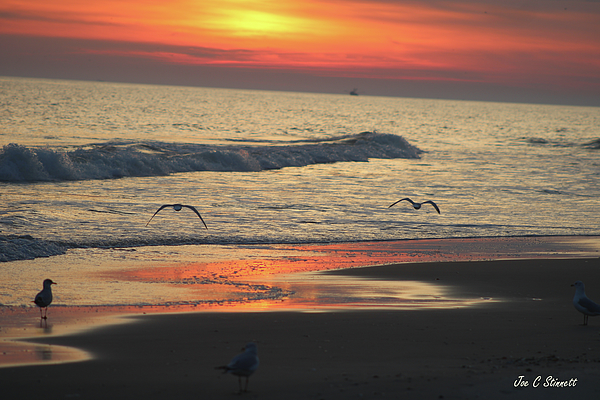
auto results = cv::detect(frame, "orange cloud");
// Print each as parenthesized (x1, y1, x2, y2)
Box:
(1, 0, 599, 90)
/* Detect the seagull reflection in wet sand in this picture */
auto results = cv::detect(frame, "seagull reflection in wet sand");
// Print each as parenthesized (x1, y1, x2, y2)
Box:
(146, 204, 208, 228)
(388, 197, 441, 214)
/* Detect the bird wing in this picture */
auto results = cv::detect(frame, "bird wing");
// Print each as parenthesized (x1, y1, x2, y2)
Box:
(578, 297, 600, 314)
(227, 352, 258, 373)
(34, 293, 44, 307)
(182, 205, 208, 229)
(34, 291, 50, 307)
(388, 198, 413, 208)
(423, 200, 441, 214)
(145, 204, 172, 226)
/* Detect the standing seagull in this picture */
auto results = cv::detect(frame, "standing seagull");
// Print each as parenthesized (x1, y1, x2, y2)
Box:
(146, 204, 208, 229)
(34, 279, 56, 319)
(216, 342, 260, 393)
(572, 281, 600, 325)
(388, 197, 441, 214)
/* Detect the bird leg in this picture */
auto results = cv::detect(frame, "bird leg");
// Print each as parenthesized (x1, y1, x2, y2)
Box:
(245, 377, 250, 392)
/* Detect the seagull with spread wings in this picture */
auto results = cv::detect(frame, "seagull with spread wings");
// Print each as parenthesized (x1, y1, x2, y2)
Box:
(388, 197, 441, 214)
(146, 204, 208, 228)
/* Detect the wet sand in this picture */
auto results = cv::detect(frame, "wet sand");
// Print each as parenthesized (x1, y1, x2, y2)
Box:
(3, 257, 600, 399)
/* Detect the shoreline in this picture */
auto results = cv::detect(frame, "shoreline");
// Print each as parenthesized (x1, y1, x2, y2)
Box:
(3, 232, 600, 265)
(2, 256, 600, 398)
(2, 236, 600, 398)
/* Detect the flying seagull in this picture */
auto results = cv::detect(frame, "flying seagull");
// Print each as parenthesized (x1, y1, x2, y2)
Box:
(388, 198, 441, 214)
(572, 281, 600, 325)
(216, 342, 260, 393)
(146, 204, 208, 229)
(33, 279, 56, 319)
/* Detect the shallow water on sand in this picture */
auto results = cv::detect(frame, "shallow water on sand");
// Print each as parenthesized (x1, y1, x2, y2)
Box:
(2, 236, 598, 310)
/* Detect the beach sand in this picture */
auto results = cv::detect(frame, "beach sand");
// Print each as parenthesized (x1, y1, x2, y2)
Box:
(2, 256, 600, 399)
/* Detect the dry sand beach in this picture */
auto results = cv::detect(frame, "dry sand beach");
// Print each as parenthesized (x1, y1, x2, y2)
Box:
(2, 238, 600, 399)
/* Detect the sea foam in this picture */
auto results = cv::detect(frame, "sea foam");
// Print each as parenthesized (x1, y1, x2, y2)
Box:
(0, 132, 421, 182)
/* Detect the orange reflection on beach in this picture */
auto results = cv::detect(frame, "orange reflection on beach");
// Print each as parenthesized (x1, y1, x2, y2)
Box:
(96, 243, 493, 312)
(243, 274, 492, 312)
(104, 240, 469, 284)
(0, 341, 91, 368)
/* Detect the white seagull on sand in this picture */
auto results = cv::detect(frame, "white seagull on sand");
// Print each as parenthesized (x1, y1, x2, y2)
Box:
(145, 204, 208, 228)
(572, 281, 600, 325)
(33, 279, 56, 319)
(388, 198, 441, 214)
(216, 342, 260, 393)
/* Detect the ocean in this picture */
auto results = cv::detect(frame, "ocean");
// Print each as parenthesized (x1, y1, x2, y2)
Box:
(1, 76, 599, 309)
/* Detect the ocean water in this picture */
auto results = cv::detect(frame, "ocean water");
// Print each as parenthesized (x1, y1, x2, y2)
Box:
(0, 76, 599, 309)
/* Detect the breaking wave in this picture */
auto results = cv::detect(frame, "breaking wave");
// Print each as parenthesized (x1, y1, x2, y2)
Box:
(0, 132, 421, 182)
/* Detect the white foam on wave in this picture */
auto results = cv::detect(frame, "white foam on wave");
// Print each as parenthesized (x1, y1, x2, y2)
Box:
(0, 132, 421, 182)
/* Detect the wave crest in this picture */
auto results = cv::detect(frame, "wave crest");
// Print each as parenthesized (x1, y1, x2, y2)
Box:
(0, 132, 422, 182)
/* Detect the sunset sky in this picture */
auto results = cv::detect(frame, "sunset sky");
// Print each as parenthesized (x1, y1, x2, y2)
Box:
(1, 0, 599, 105)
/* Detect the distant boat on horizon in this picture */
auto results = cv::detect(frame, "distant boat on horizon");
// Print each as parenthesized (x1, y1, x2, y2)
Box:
(349, 88, 359, 96)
